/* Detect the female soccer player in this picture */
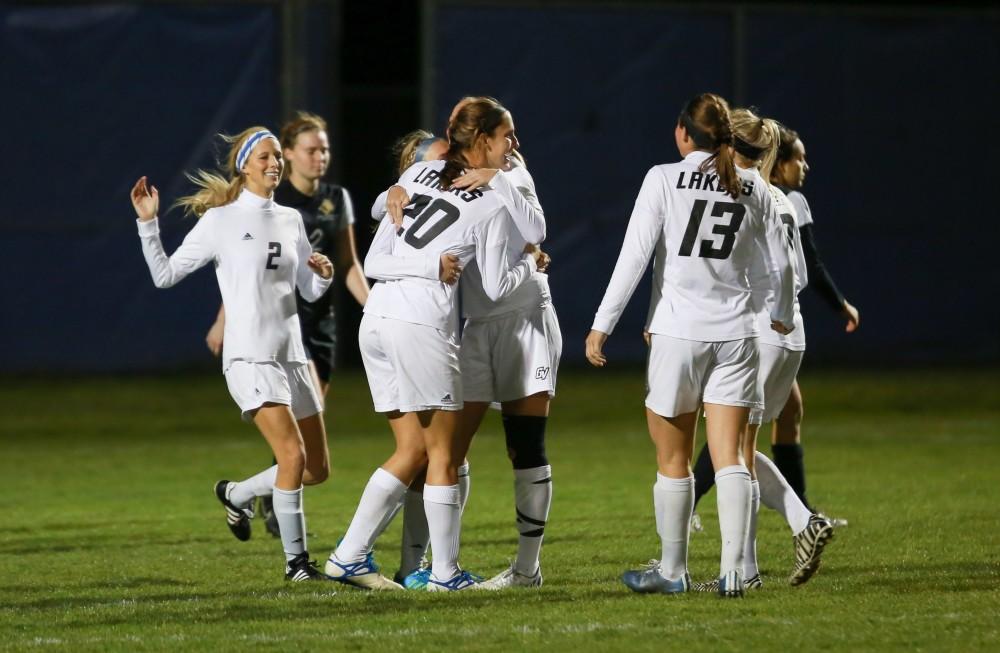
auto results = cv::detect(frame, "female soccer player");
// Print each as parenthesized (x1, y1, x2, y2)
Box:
(324, 97, 546, 592)
(586, 93, 795, 597)
(205, 112, 369, 536)
(130, 127, 334, 581)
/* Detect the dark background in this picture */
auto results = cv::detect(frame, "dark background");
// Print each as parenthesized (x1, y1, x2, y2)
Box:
(2, 1, 997, 373)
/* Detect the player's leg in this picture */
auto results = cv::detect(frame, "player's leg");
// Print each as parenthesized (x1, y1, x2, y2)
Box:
(621, 334, 704, 595)
(741, 421, 762, 589)
(691, 440, 715, 512)
(251, 403, 326, 580)
(772, 379, 812, 509)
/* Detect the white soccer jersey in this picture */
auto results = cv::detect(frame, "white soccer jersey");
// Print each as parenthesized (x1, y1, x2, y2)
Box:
(363, 159, 537, 332)
(786, 190, 813, 227)
(752, 185, 806, 350)
(592, 150, 795, 341)
(137, 189, 331, 368)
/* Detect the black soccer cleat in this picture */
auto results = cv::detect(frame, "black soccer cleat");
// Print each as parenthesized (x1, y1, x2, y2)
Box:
(790, 513, 835, 586)
(285, 552, 333, 582)
(214, 480, 251, 542)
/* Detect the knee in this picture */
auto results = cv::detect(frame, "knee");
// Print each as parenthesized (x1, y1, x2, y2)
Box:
(503, 414, 549, 469)
(276, 440, 307, 471)
(304, 460, 329, 485)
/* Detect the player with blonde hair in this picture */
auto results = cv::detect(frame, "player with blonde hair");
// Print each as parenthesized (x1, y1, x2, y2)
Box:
(131, 126, 333, 581)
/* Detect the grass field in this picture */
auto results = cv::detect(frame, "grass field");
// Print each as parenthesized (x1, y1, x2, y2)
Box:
(2, 368, 998, 652)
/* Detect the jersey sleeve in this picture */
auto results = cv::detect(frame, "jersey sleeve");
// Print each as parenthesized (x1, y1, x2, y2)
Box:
(591, 167, 667, 335)
(295, 215, 332, 302)
(788, 191, 813, 227)
(488, 168, 546, 244)
(338, 187, 355, 229)
(752, 189, 796, 328)
(473, 206, 538, 301)
(363, 216, 440, 281)
(370, 189, 389, 221)
(136, 215, 215, 288)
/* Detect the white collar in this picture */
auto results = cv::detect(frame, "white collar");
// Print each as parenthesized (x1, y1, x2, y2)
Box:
(236, 187, 275, 209)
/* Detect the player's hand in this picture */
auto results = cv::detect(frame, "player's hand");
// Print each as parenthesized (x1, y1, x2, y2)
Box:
(843, 301, 860, 333)
(642, 330, 651, 347)
(308, 253, 333, 279)
(386, 185, 410, 226)
(439, 254, 462, 285)
(452, 168, 499, 190)
(130, 176, 159, 222)
(525, 243, 550, 272)
(205, 318, 224, 357)
(585, 329, 609, 368)
(770, 320, 793, 335)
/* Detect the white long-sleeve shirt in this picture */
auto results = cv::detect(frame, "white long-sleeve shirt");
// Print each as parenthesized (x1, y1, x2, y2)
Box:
(137, 189, 331, 368)
(363, 160, 537, 332)
(592, 151, 795, 342)
(751, 184, 806, 350)
(369, 160, 551, 320)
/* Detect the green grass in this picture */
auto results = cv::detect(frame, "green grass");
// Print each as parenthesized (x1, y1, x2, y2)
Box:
(2, 368, 998, 652)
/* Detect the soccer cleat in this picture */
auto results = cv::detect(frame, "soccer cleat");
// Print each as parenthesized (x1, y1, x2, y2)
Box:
(214, 480, 251, 542)
(718, 569, 744, 598)
(692, 578, 719, 593)
(478, 564, 543, 590)
(690, 512, 704, 533)
(325, 552, 403, 590)
(816, 511, 848, 529)
(285, 552, 332, 582)
(745, 573, 763, 590)
(399, 567, 432, 590)
(790, 514, 835, 586)
(426, 570, 481, 592)
(621, 566, 691, 594)
(258, 495, 281, 538)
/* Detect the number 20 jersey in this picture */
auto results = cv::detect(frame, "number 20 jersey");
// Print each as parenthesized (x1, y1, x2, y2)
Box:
(592, 150, 795, 342)
(362, 160, 538, 333)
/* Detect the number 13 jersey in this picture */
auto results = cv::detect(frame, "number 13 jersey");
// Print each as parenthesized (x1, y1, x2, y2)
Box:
(364, 160, 538, 333)
(592, 150, 794, 342)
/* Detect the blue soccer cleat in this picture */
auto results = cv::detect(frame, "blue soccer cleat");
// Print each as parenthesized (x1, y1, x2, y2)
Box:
(621, 565, 691, 594)
(325, 551, 403, 590)
(426, 569, 481, 592)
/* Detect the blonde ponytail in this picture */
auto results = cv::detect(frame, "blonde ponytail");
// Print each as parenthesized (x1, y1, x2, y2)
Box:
(173, 126, 270, 217)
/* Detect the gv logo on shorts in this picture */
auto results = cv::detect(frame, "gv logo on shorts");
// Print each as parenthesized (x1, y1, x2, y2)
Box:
(535, 367, 550, 380)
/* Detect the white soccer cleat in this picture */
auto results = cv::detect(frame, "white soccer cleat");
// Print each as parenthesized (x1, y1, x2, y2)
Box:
(324, 553, 403, 591)
(478, 564, 543, 590)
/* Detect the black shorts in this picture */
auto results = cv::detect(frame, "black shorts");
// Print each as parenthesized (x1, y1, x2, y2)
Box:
(298, 299, 337, 383)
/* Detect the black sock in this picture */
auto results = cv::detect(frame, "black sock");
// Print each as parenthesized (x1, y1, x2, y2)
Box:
(692, 443, 716, 509)
(771, 443, 812, 512)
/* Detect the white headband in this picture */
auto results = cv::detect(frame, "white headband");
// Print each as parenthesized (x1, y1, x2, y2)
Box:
(236, 130, 279, 171)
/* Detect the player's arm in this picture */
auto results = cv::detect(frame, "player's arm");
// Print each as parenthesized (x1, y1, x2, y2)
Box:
(294, 217, 332, 302)
(333, 189, 370, 306)
(474, 208, 540, 301)
(363, 217, 456, 283)
(754, 191, 796, 334)
(131, 176, 215, 288)
(589, 168, 667, 348)
(799, 223, 859, 331)
(453, 168, 546, 243)
(206, 303, 225, 357)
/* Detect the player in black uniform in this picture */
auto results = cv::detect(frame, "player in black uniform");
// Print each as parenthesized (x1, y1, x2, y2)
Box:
(689, 121, 858, 523)
(205, 112, 369, 536)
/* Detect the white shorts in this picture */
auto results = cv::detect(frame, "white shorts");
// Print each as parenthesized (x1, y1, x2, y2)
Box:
(359, 313, 462, 413)
(646, 335, 761, 418)
(460, 304, 562, 403)
(223, 360, 322, 422)
(749, 343, 804, 425)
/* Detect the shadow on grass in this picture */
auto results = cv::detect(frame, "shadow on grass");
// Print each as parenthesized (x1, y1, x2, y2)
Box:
(831, 561, 1000, 592)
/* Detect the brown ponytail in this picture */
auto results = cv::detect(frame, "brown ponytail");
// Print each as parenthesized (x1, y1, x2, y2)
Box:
(679, 93, 740, 199)
(439, 97, 509, 189)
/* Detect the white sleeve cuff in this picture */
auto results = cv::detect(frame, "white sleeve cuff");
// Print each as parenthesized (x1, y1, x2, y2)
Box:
(136, 217, 160, 236)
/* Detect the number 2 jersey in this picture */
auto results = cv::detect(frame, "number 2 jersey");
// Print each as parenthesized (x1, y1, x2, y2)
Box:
(136, 189, 332, 368)
(363, 159, 538, 333)
(592, 150, 794, 342)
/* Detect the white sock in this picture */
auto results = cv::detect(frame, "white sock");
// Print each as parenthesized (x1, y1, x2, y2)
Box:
(654, 473, 694, 581)
(424, 484, 461, 581)
(272, 486, 306, 561)
(743, 480, 760, 578)
(399, 489, 430, 574)
(229, 465, 277, 508)
(335, 468, 408, 563)
(513, 465, 552, 576)
(715, 464, 751, 578)
(457, 462, 471, 513)
(755, 452, 811, 534)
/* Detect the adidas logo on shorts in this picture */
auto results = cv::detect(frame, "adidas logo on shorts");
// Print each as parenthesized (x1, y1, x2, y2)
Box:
(441, 393, 453, 402)
(242, 233, 254, 240)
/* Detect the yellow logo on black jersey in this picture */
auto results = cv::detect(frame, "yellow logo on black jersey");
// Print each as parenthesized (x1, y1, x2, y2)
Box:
(318, 198, 335, 215)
